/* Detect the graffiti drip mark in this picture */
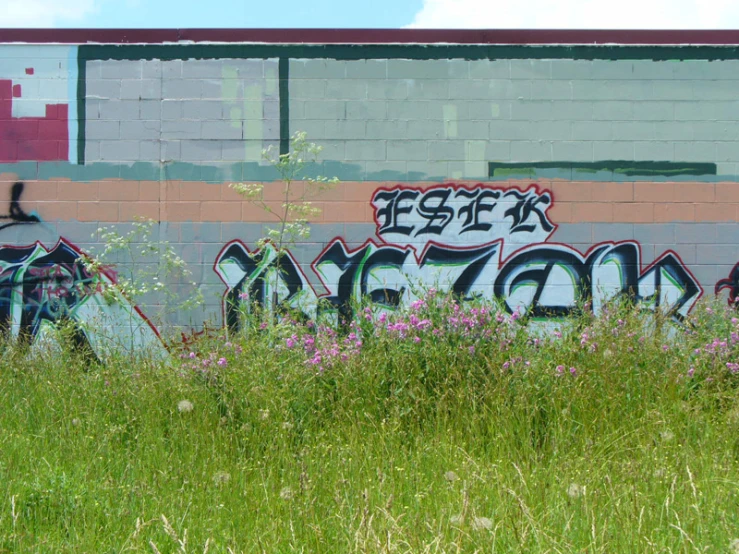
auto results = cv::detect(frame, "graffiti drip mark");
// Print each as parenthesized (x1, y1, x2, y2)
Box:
(0, 182, 41, 231)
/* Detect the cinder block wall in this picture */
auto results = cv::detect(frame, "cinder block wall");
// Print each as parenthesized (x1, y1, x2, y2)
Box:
(0, 32, 738, 352)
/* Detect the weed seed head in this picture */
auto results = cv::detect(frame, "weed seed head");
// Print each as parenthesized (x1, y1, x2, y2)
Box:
(567, 483, 585, 499)
(472, 517, 493, 531)
(177, 400, 194, 413)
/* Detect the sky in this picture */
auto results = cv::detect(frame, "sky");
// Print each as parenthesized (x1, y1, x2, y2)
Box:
(4, 0, 739, 29)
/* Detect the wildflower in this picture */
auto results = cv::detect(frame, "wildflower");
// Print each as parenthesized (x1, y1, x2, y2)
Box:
(282, 421, 294, 430)
(444, 471, 459, 482)
(177, 400, 194, 413)
(471, 517, 493, 531)
(730, 538, 739, 553)
(468, 345, 475, 355)
(279, 487, 294, 500)
(238, 291, 249, 300)
(688, 367, 695, 378)
(450, 514, 463, 525)
(259, 409, 270, 420)
(217, 357, 227, 367)
(569, 367, 577, 376)
(556, 365, 565, 376)
(567, 483, 585, 498)
(71, 418, 80, 427)
(188, 352, 196, 359)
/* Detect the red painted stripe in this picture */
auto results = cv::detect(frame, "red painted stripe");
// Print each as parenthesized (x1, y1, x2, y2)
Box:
(2, 28, 739, 45)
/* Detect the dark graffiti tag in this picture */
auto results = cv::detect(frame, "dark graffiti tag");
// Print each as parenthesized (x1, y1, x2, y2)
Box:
(0, 181, 41, 231)
(716, 263, 739, 306)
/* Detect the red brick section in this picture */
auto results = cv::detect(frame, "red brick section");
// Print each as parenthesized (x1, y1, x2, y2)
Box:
(0, 176, 734, 224)
(0, 80, 69, 162)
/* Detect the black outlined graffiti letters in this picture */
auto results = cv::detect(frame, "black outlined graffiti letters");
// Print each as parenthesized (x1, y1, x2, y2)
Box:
(214, 241, 318, 332)
(216, 183, 703, 330)
(372, 184, 555, 256)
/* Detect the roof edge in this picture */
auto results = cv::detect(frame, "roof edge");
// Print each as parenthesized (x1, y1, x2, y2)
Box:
(3, 28, 739, 45)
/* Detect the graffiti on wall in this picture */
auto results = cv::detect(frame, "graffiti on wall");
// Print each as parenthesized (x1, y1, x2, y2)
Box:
(216, 183, 703, 331)
(716, 264, 739, 306)
(0, 181, 41, 231)
(0, 238, 165, 358)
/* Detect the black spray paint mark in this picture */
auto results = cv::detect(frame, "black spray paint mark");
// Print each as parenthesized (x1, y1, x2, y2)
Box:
(0, 182, 41, 231)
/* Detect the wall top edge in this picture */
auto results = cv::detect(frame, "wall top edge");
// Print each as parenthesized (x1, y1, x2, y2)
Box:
(4, 28, 739, 46)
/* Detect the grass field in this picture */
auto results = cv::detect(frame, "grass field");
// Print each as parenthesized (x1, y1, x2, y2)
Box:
(1, 295, 738, 553)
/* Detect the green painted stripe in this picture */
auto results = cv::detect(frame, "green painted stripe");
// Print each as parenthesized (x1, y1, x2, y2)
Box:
(489, 161, 718, 178)
(78, 43, 739, 62)
(0, 160, 732, 185)
(279, 57, 289, 156)
(77, 57, 86, 165)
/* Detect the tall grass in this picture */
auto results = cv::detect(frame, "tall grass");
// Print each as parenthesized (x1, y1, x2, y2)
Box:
(1, 295, 738, 552)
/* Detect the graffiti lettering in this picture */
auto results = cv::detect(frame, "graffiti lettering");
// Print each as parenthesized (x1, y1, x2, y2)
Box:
(495, 242, 700, 320)
(0, 239, 165, 358)
(218, 183, 703, 331)
(372, 185, 555, 256)
(715, 263, 739, 306)
(214, 241, 318, 332)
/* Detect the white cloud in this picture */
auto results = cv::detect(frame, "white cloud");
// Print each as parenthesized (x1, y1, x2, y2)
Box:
(406, 0, 739, 29)
(1, 0, 100, 27)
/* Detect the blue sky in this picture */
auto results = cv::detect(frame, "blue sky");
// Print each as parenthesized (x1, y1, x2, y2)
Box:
(77, 0, 422, 28)
(5, 0, 739, 29)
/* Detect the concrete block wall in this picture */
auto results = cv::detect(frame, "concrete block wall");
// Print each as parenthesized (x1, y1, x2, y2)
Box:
(1, 33, 739, 354)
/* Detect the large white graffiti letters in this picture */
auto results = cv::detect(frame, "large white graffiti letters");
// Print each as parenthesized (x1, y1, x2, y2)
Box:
(217, 183, 703, 330)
